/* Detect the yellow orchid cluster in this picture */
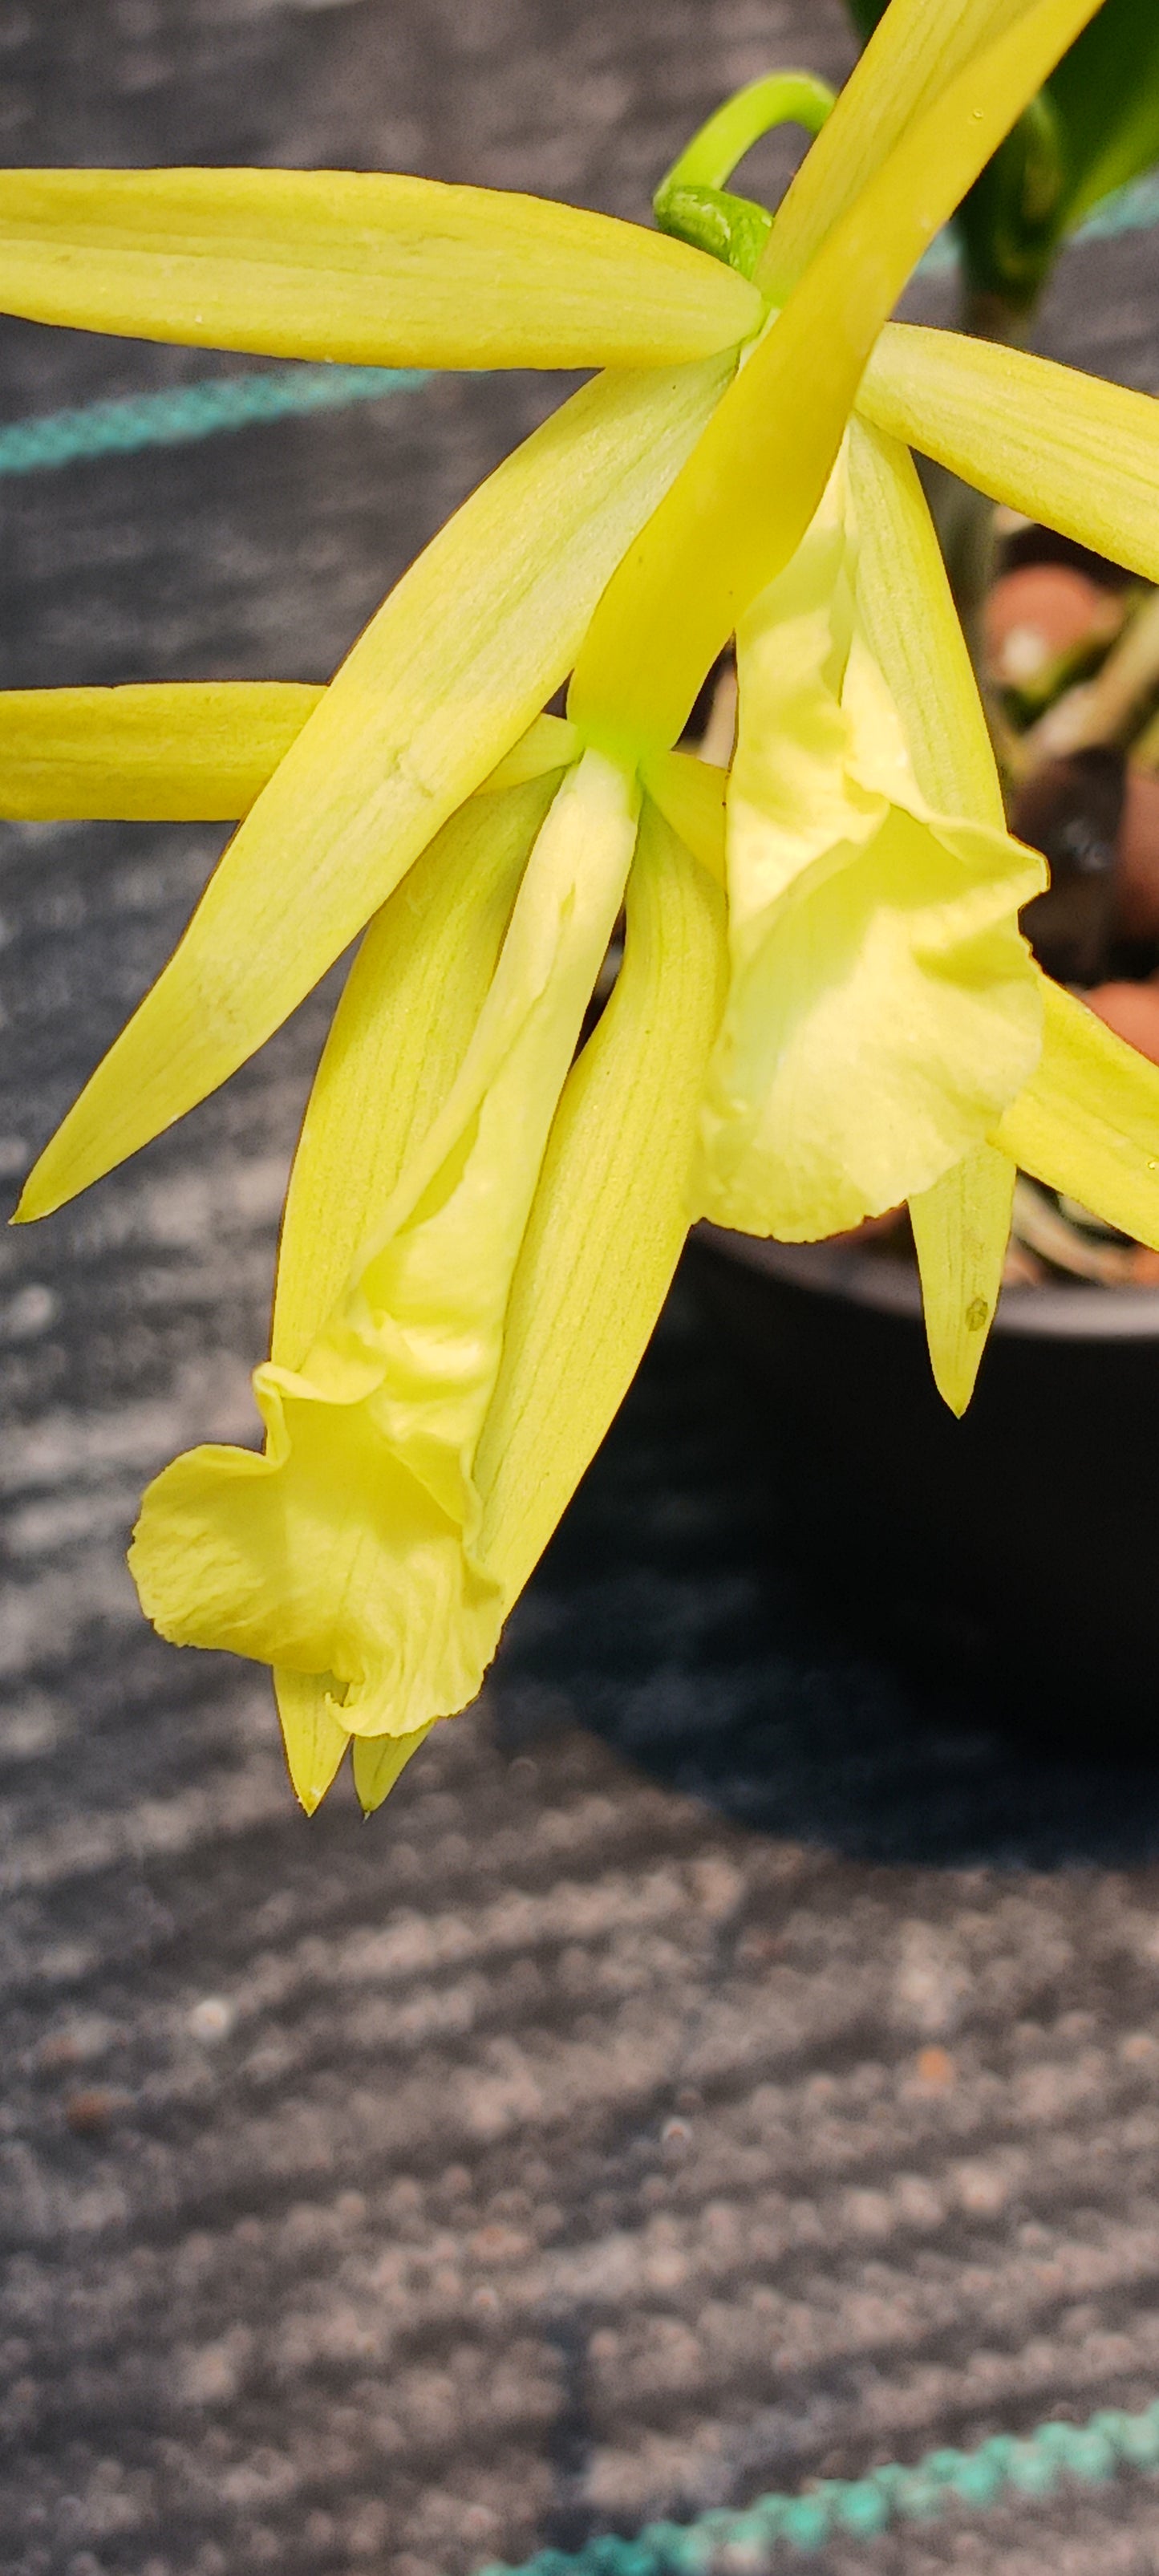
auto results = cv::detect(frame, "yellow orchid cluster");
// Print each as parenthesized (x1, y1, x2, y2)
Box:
(6, 0, 1159, 1811)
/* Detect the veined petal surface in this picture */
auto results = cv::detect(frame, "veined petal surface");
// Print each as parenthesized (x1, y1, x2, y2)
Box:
(18, 350, 732, 1223)
(910, 1145, 1015, 1415)
(0, 168, 760, 368)
(861, 326, 1159, 586)
(476, 797, 727, 1607)
(131, 753, 639, 1743)
(571, 0, 1103, 750)
(849, 413, 1019, 1404)
(0, 689, 575, 824)
(695, 465, 1044, 1240)
(268, 771, 560, 1805)
(0, 682, 323, 821)
(846, 416, 1005, 828)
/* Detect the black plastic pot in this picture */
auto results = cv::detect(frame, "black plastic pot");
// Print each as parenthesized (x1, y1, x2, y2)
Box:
(688, 1223, 1159, 1720)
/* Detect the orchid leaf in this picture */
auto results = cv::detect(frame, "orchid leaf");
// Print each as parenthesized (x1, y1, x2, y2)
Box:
(998, 979, 1159, 1249)
(17, 349, 732, 1223)
(860, 326, 1159, 588)
(1048, 0, 1159, 227)
(0, 168, 760, 369)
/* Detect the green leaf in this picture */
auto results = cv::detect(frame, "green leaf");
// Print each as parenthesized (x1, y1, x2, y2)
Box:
(1048, 0, 1159, 226)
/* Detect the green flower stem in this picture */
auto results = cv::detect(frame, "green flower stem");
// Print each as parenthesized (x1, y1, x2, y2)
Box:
(658, 73, 836, 195)
(654, 73, 835, 281)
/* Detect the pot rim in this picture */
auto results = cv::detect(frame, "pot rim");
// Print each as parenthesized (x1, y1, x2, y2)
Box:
(692, 1220, 1159, 1341)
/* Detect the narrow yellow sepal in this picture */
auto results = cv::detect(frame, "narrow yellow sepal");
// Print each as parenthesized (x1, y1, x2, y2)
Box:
(761, 0, 1029, 294)
(0, 691, 574, 824)
(17, 349, 732, 1224)
(846, 416, 1005, 830)
(0, 681, 323, 821)
(570, 0, 1104, 750)
(998, 980, 1159, 1250)
(269, 776, 560, 1814)
(351, 1726, 432, 1817)
(847, 413, 1022, 1411)
(271, 776, 561, 1372)
(130, 753, 641, 1746)
(476, 797, 727, 1603)
(0, 168, 760, 368)
(480, 714, 579, 793)
(860, 323, 1159, 593)
(695, 455, 1044, 1242)
(910, 1144, 1016, 1417)
(274, 1669, 351, 1815)
(639, 748, 726, 882)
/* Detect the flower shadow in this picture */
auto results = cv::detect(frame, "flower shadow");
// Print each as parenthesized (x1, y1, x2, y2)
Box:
(493, 1269, 1159, 1872)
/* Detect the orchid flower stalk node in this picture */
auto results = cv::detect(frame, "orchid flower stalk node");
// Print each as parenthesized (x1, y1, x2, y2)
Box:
(10, 0, 1159, 1800)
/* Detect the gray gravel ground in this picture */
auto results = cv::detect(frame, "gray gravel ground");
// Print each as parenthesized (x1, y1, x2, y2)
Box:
(7, 2, 1159, 2571)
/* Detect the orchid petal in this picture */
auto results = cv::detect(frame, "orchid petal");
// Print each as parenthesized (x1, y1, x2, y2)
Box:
(270, 774, 561, 1373)
(0, 681, 322, 821)
(0, 689, 575, 823)
(571, 0, 1104, 751)
(640, 748, 727, 882)
(762, 0, 1031, 293)
(266, 772, 559, 1809)
(0, 168, 760, 369)
(997, 978, 1159, 1248)
(131, 752, 639, 1744)
(476, 797, 727, 1603)
(351, 1727, 432, 1818)
(849, 413, 1018, 1406)
(910, 1146, 1015, 1415)
(695, 465, 1044, 1239)
(274, 1670, 351, 1816)
(18, 351, 731, 1224)
(845, 416, 1004, 828)
(861, 324, 1159, 586)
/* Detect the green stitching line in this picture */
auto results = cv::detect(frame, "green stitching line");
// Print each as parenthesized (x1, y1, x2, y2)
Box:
(0, 360, 428, 476)
(476, 2399, 1159, 2572)
(1, 165, 1157, 482)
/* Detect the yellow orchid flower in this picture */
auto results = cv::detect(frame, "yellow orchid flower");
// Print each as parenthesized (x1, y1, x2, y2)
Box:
(13, 0, 1159, 1807)
(694, 436, 1047, 1250)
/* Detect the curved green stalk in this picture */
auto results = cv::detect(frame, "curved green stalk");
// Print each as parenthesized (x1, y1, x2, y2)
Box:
(654, 71, 835, 279)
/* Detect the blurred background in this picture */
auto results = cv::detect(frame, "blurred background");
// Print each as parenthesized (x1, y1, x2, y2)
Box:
(8, 3, 1159, 2571)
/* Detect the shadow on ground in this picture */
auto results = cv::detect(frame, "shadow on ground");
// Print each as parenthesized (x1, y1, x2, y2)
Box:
(496, 1268, 1159, 1874)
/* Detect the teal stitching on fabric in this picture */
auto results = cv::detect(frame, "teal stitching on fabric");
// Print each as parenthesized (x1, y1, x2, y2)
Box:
(1, 165, 1158, 481)
(475, 2398, 1159, 2572)
(0, 360, 428, 476)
